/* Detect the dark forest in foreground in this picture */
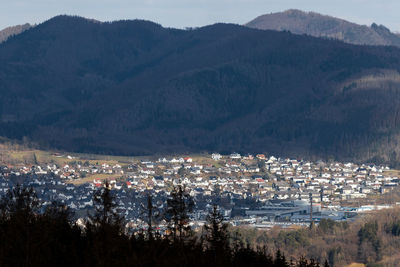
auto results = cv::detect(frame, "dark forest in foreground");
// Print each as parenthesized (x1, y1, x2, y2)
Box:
(1, 16, 400, 164)
(0, 184, 325, 267)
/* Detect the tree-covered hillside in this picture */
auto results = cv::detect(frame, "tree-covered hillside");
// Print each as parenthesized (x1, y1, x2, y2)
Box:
(1, 16, 400, 164)
(0, 23, 31, 43)
(246, 9, 400, 47)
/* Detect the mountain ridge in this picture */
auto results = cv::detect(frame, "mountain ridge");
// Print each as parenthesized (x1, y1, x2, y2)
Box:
(1, 16, 400, 165)
(0, 23, 32, 43)
(246, 9, 400, 47)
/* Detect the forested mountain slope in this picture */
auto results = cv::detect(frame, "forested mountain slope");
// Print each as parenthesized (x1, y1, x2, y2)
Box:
(246, 9, 400, 47)
(0, 23, 32, 43)
(1, 16, 400, 164)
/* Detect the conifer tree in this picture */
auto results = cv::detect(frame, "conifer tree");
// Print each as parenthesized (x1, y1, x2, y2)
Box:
(86, 180, 127, 267)
(204, 205, 230, 252)
(141, 194, 160, 240)
(0, 184, 40, 218)
(165, 185, 194, 242)
(91, 180, 123, 229)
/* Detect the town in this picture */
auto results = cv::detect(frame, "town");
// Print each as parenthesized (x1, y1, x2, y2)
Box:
(1, 152, 399, 230)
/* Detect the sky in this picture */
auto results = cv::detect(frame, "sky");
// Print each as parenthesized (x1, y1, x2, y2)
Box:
(1, 0, 400, 32)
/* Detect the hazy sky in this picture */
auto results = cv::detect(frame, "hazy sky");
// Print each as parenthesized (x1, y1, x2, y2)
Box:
(1, 0, 399, 32)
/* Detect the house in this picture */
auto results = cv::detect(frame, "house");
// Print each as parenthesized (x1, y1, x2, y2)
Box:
(243, 154, 254, 160)
(256, 154, 266, 160)
(212, 153, 222, 161)
(230, 153, 241, 159)
(248, 166, 260, 173)
(190, 167, 201, 175)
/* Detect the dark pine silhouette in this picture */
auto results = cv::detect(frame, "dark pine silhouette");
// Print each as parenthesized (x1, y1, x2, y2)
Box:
(165, 185, 194, 242)
(0, 184, 328, 267)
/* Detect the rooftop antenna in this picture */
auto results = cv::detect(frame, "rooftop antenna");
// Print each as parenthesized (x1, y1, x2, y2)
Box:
(320, 188, 324, 222)
(320, 188, 323, 202)
(309, 192, 314, 229)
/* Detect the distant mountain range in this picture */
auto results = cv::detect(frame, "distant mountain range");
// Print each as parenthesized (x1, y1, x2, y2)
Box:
(0, 23, 32, 43)
(1, 15, 400, 165)
(246, 9, 400, 47)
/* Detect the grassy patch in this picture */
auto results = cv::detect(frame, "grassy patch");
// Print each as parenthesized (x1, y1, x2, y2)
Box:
(69, 173, 122, 185)
(345, 263, 365, 267)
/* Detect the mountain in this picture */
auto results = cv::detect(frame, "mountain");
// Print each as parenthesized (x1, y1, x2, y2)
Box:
(0, 23, 32, 43)
(1, 15, 400, 164)
(246, 9, 400, 47)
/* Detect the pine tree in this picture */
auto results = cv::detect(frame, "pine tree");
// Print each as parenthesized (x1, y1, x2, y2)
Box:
(0, 184, 40, 227)
(141, 194, 160, 240)
(86, 180, 127, 267)
(91, 180, 123, 228)
(274, 249, 289, 267)
(204, 205, 230, 252)
(165, 185, 194, 242)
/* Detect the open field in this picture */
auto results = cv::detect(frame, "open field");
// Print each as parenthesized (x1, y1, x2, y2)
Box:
(0, 141, 218, 185)
(0, 142, 215, 168)
(345, 264, 365, 267)
(69, 173, 122, 185)
(0, 143, 135, 167)
(383, 169, 400, 177)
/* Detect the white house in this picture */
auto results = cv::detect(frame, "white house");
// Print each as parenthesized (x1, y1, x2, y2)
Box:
(212, 153, 222, 160)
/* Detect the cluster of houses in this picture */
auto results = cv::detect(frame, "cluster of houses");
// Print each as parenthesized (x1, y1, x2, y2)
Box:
(0, 161, 124, 180)
(127, 153, 398, 204)
(0, 152, 399, 227)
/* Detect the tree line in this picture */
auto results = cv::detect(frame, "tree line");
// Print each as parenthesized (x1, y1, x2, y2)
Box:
(0, 182, 327, 267)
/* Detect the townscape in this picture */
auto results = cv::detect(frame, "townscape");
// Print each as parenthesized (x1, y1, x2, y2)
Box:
(4, 4, 400, 266)
(1, 152, 399, 230)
